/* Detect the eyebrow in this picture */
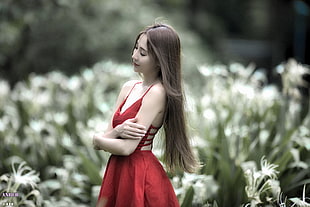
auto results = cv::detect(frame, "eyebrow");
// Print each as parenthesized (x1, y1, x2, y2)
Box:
(140, 46, 147, 52)
(136, 41, 148, 52)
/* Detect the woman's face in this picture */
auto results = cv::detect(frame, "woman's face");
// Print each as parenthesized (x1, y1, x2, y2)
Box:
(132, 34, 156, 75)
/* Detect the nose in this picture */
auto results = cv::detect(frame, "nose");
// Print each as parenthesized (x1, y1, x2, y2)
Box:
(132, 49, 138, 61)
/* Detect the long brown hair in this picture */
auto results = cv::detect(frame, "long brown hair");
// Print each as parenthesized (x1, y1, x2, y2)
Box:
(133, 23, 198, 173)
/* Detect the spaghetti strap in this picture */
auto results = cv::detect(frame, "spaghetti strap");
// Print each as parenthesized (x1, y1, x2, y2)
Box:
(141, 84, 155, 98)
(124, 81, 141, 100)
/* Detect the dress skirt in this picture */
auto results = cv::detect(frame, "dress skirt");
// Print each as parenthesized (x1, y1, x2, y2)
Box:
(97, 151, 180, 207)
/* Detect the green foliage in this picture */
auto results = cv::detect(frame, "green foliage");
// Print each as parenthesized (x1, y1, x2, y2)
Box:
(0, 0, 210, 86)
(182, 60, 310, 206)
(0, 59, 309, 206)
(0, 61, 135, 205)
(181, 186, 194, 207)
(0, 0, 154, 82)
(0, 161, 41, 206)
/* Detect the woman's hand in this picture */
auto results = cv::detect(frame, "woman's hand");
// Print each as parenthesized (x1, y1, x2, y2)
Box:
(93, 134, 102, 150)
(92, 117, 146, 152)
(115, 118, 146, 139)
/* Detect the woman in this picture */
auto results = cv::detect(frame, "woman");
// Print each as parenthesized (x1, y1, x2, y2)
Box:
(93, 23, 198, 207)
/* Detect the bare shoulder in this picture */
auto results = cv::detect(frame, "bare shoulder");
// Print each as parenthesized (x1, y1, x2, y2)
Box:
(145, 83, 166, 101)
(120, 80, 141, 93)
(122, 80, 140, 88)
(150, 83, 165, 95)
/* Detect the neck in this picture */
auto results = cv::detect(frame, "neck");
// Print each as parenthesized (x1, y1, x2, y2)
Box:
(142, 75, 159, 87)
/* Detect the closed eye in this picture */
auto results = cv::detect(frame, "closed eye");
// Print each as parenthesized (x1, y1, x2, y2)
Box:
(140, 48, 147, 56)
(134, 43, 147, 56)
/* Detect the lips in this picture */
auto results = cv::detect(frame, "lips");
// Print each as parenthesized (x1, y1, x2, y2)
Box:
(133, 62, 140, 67)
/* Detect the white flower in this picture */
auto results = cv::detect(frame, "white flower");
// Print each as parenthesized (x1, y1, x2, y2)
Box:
(178, 173, 218, 203)
(261, 85, 279, 101)
(242, 157, 280, 205)
(12, 161, 40, 189)
(278, 59, 310, 96)
(67, 76, 81, 91)
(203, 108, 216, 122)
(0, 80, 10, 97)
(260, 156, 279, 179)
(82, 69, 95, 82)
(53, 112, 68, 125)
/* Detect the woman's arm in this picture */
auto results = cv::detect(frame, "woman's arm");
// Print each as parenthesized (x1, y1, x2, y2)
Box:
(93, 84, 166, 155)
(94, 80, 145, 138)
(92, 80, 147, 152)
(93, 124, 144, 155)
(93, 117, 146, 150)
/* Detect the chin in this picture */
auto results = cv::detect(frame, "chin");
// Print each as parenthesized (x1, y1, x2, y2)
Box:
(133, 67, 140, 73)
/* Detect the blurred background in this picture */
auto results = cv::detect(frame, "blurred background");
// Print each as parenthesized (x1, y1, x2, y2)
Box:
(0, 0, 310, 207)
(1, 0, 309, 86)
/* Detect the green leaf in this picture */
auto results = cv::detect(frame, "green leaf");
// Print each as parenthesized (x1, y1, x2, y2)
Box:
(76, 150, 102, 185)
(181, 186, 194, 207)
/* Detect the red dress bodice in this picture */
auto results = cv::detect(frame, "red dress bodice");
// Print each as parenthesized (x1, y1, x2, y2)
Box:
(112, 82, 159, 151)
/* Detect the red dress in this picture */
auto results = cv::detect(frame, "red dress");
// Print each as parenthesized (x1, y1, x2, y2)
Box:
(97, 82, 180, 207)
